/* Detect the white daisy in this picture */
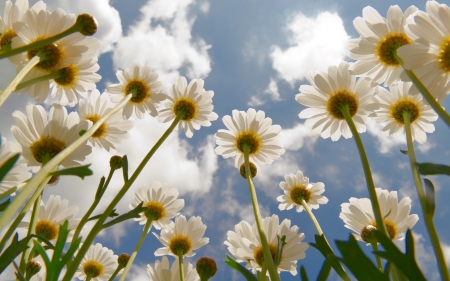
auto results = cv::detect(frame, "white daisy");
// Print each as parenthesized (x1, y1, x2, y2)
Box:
(397, 1, 450, 103)
(277, 170, 328, 212)
(153, 215, 209, 258)
(296, 61, 376, 141)
(75, 243, 118, 281)
(0, 136, 31, 194)
(368, 81, 438, 144)
(18, 195, 80, 242)
(339, 188, 419, 243)
(130, 181, 185, 231)
(347, 5, 418, 86)
(224, 214, 308, 276)
(158, 77, 218, 138)
(11, 103, 91, 172)
(105, 61, 165, 119)
(214, 108, 285, 168)
(79, 89, 134, 152)
(147, 256, 199, 281)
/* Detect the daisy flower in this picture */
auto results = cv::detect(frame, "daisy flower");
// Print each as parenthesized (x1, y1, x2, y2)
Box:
(397, 1, 450, 103)
(18, 195, 80, 242)
(147, 256, 199, 281)
(130, 181, 185, 231)
(296, 61, 376, 141)
(368, 81, 437, 144)
(224, 214, 308, 276)
(11, 103, 91, 172)
(347, 5, 418, 86)
(153, 215, 209, 258)
(214, 108, 285, 168)
(75, 243, 119, 281)
(158, 77, 218, 138)
(277, 170, 328, 212)
(339, 188, 419, 243)
(105, 61, 165, 119)
(0, 136, 31, 194)
(79, 89, 134, 152)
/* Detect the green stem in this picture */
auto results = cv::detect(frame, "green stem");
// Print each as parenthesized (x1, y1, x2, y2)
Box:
(0, 185, 18, 200)
(15, 71, 61, 92)
(369, 240, 383, 271)
(178, 252, 185, 281)
(85, 276, 92, 281)
(118, 218, 153, 281)
(403, 111, 450, 281)
(107, 266, 122, 281)
(243, 146, 280, 281)
(341, 105, 388, 237)
(62, 113, 183, 281)
(389, 265, 399, 281)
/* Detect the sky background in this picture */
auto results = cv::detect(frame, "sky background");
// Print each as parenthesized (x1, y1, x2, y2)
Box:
(1, 0, 450, 280)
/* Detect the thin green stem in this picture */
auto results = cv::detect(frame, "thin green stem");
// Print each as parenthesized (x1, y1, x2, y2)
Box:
(0, 185, 18, 200)
(390, 265, 399, 281)
(62, 113, 183, 281)
(118, 218, 153, 281)
(403, 111, 450, 281)
(178, 252, 185, 281)
(15, 71, 61, 92)
(243, 146, 280, 281)
(107, 266, 123, 281)
(369, 240, 383, 271)
(85, 277, 92, 281)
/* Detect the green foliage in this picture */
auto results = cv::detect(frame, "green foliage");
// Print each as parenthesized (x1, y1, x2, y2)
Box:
(300, 266, 309, 281)
(94, 176, 106, 200)
(101, 202, 145, 229)
(423, 179, 436, 217)
(0, 199, 11, 212)
(13, 261, 26, 281)
(122, 155, 129, 181)
(274, 235, 286, 267)
(88, 209, 119, 222)
(310, 234, 347, 280)
(400, 149, 408, 155)
(49, 164, 93, 179)
(416, 162, 450, 176)
(0, 153, 19, 183)
(224, 254, 258, 281)
(0, 233, 33, 273)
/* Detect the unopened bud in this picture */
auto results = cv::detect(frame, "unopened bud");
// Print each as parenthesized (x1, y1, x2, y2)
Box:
(239, 162, 257, 179)
(110, 156, 123, 170)
(25, 260, 41, 278)
(196, 256, 217, 280)
(118, 253, 130, 268)
(47, 175, 60, 186)
(361, 225, 377, 243)
(76, 14, 98, 36)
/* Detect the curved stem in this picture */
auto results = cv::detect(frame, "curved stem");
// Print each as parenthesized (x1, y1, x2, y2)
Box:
(369, 240, 383, 271)
(15, 71, 61, 92)
(107, 267, 122, 281)
(178, 252, 185, 281)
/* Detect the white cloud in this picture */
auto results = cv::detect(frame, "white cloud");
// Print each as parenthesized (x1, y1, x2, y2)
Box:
(443, 243, 450, 267)
(270, 11, 349, 84)
(247, 78, 281, 106)
(247, 96, 265, 107)
(280, 122, 317, 151)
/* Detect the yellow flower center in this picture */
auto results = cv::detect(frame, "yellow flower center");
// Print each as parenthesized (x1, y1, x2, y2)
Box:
(235, 131, 262, 155)
(169, 234, 192, 256)
(389, 98, 420, 125)
(376, 33, 411, 66)
(82, 260, 104, 278)
(173, 97, 198, 121)
(35, 220, 59, 241)
(85, 114, 107, 138)
(326, 90, 359, 119)
(30, 136, 66, 164)
(253, 243, 278, 267)
(369, 220, 398, 240)
(27, 42, 63, 71)
(143, 201, 166, 220)
(438, 37, 450, 72)
(289, 185, 312, 204)
(54, 65, 78, 87)
(124, 79, 150, 103)
(0, 29, 17, 48)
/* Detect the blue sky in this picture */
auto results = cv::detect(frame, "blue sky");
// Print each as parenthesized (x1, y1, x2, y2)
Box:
(1, 0, 450, 280)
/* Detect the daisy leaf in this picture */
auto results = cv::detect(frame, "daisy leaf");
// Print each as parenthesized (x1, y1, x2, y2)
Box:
(416, 162, 450, 176)
(0, 153, 19, 183)
(12, 261, 26, 281)
(0, 233, 33, 274)
(300, 266, 309, 281)
(310, 234, 348, 280)
(122, 155, 129, 182)
(48, 164, 93, 179)
(424, 178, 436, 217)
(224, 254, 258, 281)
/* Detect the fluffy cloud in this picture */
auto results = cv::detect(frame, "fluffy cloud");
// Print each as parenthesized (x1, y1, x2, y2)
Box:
(247, 78, 281, 107)
(280, 122, 317, 151)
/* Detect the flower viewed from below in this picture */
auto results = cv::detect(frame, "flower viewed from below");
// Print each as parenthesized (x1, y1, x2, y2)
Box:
(130, 181, 185, 231)
(75, 243, 119, 281)
(278, 170, 328, 212)
(214, 108, 285, 168)
(0, 136, 31, 194)
(347, 5, 417, 86)
(225, 214, 308, 276)
(368, 82, 437, 144)
(11, 104, 91, 172)
(147, 256, 199, 281)
(153, 215, 209, 258)
(158, 77, 218, 138)
(339, 188, 419, 243)
(79, 89, 134, 152)
(18, 195, 80, 242)
(296, 61, 376, 141)
(106, 61, 165, 119)
(397, 1, 450, 103)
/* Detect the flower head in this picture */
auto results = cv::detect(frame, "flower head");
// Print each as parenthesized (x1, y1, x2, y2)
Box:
(147, 256, 199, 281)
(158, 77, 218, 138)
(214, 108, 285, 168)
(75, 243, 119, 281)
(0, 136, 31, 194)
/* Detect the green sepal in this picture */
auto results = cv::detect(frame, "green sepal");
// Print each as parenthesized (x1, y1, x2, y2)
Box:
(423, 178, 436, 217)
(310, 234, 347, 279)
(416, 162, 450, 176)
(300, 266, 309, 281)
(0, 199, 11, 212)
(101, 202, 145, 229)
(274, 235, 286, 267)
(0, 233, 33, 273)
(49, 164, 93, 179)
(122, 155, 129, 182)
(224, 254, 258, 281)
(0, 153, 19, 183)
(88, 209, 119, 222)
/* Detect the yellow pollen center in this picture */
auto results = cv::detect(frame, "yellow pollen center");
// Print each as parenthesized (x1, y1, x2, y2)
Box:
(370, 220, 398, 240)
(438, 37, 450, 72)
(30, 136, 66, 164)
(82, 260, 104, 278)
(0, 30, 17, 48)
(289, 185, 312, 204)
(389, 98, 420, 124)
(125, 79, 150, 103)
(27, 42, 63, 71)
(85, 115, 107, 138)
(254, 243, 278, 267)
(326, 90, 359, 119)
(376, 33, 411, 66)
(173, 97, 198, 121)
(169, 235, 192, 256)
(143, 201, 166, 220)
(35, 220, 59, 241)
(54, 65, 78, 86)
(235, 131, 262, 154)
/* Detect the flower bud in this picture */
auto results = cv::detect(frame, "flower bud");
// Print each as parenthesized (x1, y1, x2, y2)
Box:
(110, 155, 123, 170)
(196, 256, 217, 280)
(76, 14, 98, 36)
(118, 253, 130, 268)
(361, 225, 377, 243)
(25, 260, 41, 279)
(239, 162, 257, 179)
(47, 175, 60, 186)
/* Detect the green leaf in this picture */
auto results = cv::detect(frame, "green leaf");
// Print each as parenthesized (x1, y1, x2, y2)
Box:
(416, 162, 450, 176)
(0, 153, 20, 183)
(94, 176, 106, 201)
(0, 199, 11, 212)
(88, 209, 119, 222)
(122, 155, 129, 182)
(13, 261, 26, 281)
(373, 230, 426, 281)
(32, 240, 50, 267)
(400, 149, 408, 155)
(310, 234, 347, 279)
(102, 202, 145, 229)
(335, 235, 389, 281)
(49, 164, 93, 179)
(300, 266, 309, 281)
(423, 179, 436, 217)
(0, 233, 33, 273)
(274, 235, 286, 267)
(317, 258, 333, 281)
(224, 254, 258, 281)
